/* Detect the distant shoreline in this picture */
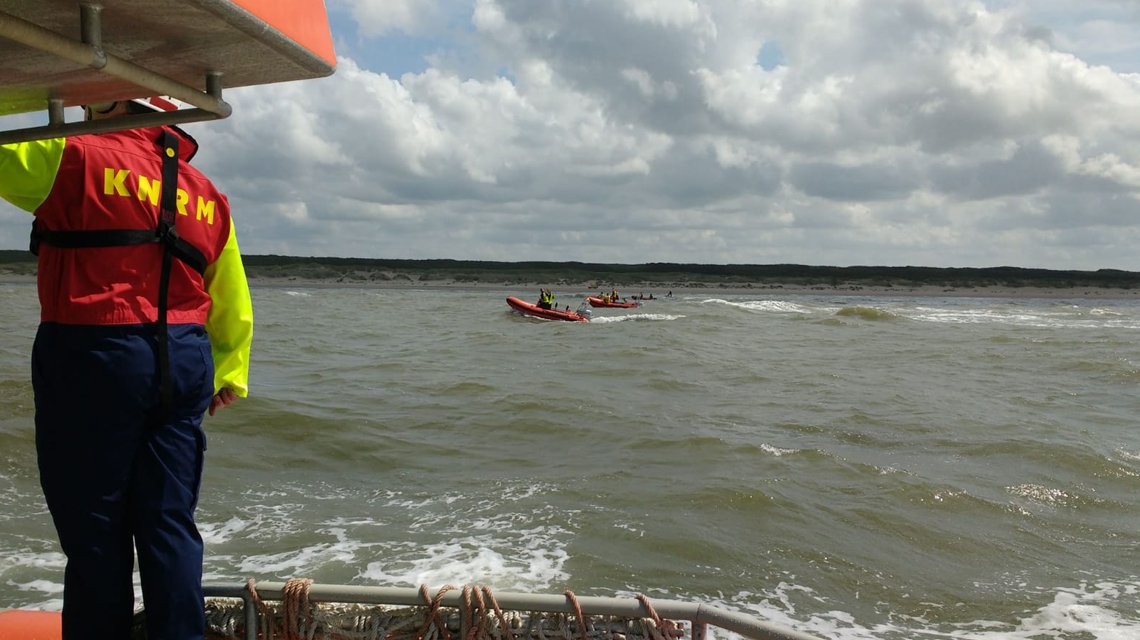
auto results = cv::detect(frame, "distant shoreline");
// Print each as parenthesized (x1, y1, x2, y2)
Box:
(240, 276, 1140, 300)
(3, 259, 1140, 300)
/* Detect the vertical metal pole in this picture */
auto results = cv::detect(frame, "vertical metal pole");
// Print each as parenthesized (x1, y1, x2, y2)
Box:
(79, 3, 107, 70)
(47, 98, 65, 126)
(206, 70, 224, 98)
(242, 590, 258, 640)
(79, 3, 102, 48)
(65, 2, 106, 128)
(459, 594, 469, 640)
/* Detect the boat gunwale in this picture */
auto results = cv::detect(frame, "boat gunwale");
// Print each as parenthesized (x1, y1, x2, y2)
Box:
(203, 581, 824, 640)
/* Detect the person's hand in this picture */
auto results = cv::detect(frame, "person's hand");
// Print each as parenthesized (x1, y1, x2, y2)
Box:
(209, 388, 239, 416)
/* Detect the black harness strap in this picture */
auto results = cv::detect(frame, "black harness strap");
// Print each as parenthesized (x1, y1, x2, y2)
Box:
(153, 130, 181, 426)
(30, 227, 207, 275)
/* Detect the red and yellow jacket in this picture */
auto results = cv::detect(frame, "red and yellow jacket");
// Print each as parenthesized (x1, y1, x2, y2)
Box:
(0, 127, 252, 397)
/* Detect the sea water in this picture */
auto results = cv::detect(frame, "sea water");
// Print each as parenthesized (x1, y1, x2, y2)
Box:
(0, 282, 1138, 640)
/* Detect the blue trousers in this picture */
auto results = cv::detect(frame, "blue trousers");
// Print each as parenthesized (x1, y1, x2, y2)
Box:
(33, 323, 214, 640)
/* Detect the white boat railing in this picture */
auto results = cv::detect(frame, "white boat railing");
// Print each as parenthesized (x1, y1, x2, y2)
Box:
(202, 581, 825, 640)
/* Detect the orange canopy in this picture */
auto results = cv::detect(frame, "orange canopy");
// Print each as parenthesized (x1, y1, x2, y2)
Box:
(0, 0, 336, 142)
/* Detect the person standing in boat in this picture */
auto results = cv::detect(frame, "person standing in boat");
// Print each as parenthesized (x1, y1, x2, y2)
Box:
(0, 97, 253, 640)
(537, 288, 554, 309)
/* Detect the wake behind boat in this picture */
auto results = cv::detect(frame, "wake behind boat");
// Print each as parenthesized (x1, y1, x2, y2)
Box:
(506, 296, 590, 322)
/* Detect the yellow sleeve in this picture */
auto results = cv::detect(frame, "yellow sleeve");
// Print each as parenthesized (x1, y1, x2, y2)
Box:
(0, 138, 66, 212)
(204, 220, 253, 397)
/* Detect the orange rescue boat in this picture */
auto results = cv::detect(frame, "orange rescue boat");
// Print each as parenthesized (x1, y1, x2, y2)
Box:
(586, 296, 641, 308)
(506, 297, 589, 322)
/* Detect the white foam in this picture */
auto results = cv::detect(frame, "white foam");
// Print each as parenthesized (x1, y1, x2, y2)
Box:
(1116, 448, 1140, 463)
(235, 535, 370, 576)
(909, 305, 1140, 329)
(701, 299, 811, 314)
(200, 482, 573, 595)
(9, 579, 61, 596)
(969, 581, 1140, 640)
(590, 313, 683, 322)
(358, 535, 569, 591)
(760, 443, 797, 456)
(0, 549, 65, 572)
(199, 516, 250, 545)
(722, 580, 1140, 640)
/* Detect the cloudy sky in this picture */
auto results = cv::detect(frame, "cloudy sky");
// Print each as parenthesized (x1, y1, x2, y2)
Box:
(4, 0, 1140, 270)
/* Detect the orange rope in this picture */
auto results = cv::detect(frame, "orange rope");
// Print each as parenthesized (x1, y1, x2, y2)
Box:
(481, 586, 517, 640)
(461, 586, 472, 639)
(635, 594, 660, 626)
(237, 581, 677, 640)
(564, 590, 589, 640)
(635, 594, 681, 640)
(282, 577, 314, 640)
(245, 578, 274, 638)
(244, 578, 267, 615)
(414, 584, 457, 640)
(468, 585, 487, 640)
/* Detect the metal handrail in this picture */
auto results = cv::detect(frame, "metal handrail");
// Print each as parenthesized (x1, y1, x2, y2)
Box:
(202, 581, 825, 640)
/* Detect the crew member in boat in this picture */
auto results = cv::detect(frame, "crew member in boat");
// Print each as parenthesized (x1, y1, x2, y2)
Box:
(537, 288, 554, 309)
(0, 97, 254, 640)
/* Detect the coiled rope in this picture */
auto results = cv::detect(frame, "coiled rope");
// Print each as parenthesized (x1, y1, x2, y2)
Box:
(283, 578, 315, 639)
(232, 579, 683, 640)
(415, 583, 456, 640)
(635, 593, 681, 640)
(244, 577, 314, 640)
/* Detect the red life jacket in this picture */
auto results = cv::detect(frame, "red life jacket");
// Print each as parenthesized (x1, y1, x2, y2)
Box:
(31, 126, 232, 326)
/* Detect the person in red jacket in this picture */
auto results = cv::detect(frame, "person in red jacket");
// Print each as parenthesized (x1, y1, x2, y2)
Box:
(0, 97, 253, 640)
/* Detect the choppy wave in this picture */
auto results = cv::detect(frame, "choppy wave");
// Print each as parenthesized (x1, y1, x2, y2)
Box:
(2, 285, 1139, 638)
(908, 304, 1140, 329)
(729, 579, 1140, 640)
(835, 306, 899, 321)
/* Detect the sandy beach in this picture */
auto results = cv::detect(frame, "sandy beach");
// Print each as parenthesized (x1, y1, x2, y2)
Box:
(3, 271, 1139, 300)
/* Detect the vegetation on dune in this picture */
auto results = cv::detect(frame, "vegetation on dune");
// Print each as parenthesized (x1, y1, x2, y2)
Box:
(2, 250, 1138, 290)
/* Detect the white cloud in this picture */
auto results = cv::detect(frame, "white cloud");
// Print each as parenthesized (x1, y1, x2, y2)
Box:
(336, 0, 443, 36)
(620, 0, 705, 29)
(183, 0, 1140, 268)
(4, 0, 1140, 269)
